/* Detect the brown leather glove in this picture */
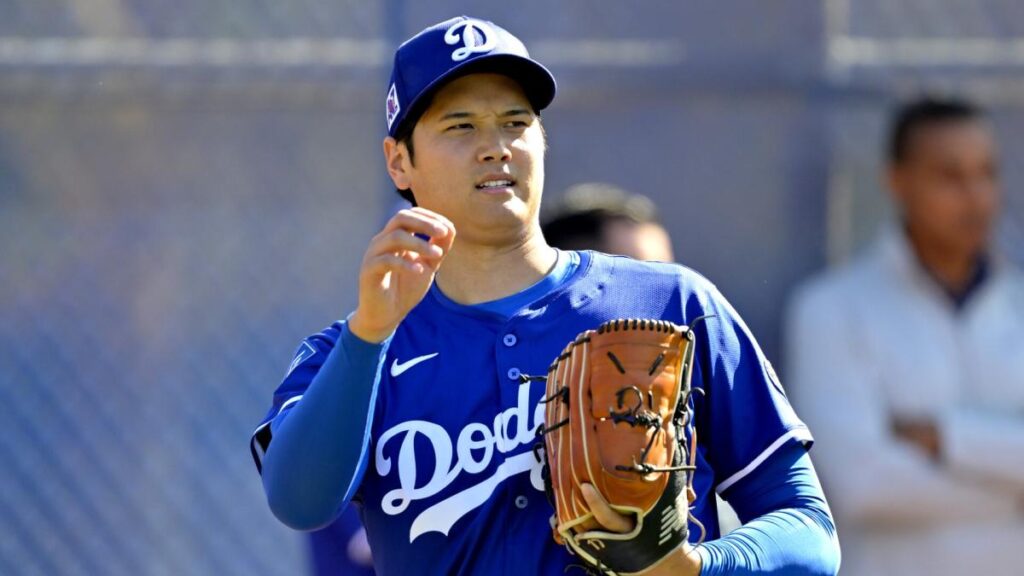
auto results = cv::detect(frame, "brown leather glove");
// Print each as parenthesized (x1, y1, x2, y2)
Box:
(535, 318, 701, 575)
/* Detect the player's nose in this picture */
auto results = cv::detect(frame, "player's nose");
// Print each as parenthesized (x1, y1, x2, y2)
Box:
(476, 127, 512, 163)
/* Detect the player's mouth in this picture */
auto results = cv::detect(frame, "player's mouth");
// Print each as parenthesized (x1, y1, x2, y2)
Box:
(475, 176, 516, 193)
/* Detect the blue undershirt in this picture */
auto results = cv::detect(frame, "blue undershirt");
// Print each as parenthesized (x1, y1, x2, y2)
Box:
(699, 442, 839, 575)
(260, 250, 839, 575)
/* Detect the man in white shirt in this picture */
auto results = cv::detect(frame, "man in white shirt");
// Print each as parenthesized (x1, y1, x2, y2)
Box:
(785, 97, 1024, 576)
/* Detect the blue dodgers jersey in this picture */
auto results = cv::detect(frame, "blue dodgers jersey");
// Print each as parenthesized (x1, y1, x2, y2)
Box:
(257, 251, 810, 575)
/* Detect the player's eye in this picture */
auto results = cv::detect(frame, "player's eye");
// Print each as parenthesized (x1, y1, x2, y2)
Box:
(505, 120, 529, 129)
(445, 123, 473, 132)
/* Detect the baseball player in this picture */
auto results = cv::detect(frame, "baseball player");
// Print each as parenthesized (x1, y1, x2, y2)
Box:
(252, 16, 839, 576)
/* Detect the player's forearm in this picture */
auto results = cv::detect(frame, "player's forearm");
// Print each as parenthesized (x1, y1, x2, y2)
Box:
(700, 444, 840, 576)
(261, 323, 389, 530)
(696, 505, 839, 576)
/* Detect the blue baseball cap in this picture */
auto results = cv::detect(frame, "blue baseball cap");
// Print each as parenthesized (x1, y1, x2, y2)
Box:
(385, 16, 557, 137)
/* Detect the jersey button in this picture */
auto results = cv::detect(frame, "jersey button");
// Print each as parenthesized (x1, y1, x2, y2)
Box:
(507, 367, 521, 381)
(502, 334, 517, 347)
(515, 495, 529, 509)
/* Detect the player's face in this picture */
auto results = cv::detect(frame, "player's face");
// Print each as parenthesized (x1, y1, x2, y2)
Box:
(387, 73, 546, 245)
(888, 120, 1000, 258)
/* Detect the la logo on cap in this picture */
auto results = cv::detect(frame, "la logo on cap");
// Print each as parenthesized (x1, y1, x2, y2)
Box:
(445, 19, 497, 61)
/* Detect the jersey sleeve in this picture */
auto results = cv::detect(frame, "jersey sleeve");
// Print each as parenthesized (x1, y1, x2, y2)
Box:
(252, 320, 391, 530)
(683, 273, 812, 495)
(697, 442, 840, 576)
(249, 322, 344, 474)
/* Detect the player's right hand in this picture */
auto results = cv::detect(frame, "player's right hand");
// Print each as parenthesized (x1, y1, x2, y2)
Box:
(349, 207, 456, 343)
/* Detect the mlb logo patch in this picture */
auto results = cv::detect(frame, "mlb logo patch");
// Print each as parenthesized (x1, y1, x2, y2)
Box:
(386, 83, 401, 130)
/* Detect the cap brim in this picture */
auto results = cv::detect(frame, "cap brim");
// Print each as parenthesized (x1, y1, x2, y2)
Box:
(392, 54, 556, 137)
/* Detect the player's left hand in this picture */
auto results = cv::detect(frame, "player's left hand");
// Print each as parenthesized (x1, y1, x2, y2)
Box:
(581, 483, 702, 576)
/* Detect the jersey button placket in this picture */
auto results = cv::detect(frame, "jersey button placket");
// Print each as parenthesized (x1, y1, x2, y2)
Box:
(503, 330, 521, 381)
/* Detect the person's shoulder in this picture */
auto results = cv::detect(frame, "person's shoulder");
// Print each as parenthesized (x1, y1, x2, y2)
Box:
(585, 250, 725, 297)
(581, 252, 735, 323)
(283, 320, 348, 374)
(783, 253, 884, 342)
(792, 266, 850, 307)
(307, 319, 348, 348)
(791, 244, 884, 307)
(588, 250, 703, 284)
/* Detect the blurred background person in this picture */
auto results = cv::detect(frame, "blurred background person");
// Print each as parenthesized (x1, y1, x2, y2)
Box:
(785, 96, 1024, 576)
(541, 182, 674, 262)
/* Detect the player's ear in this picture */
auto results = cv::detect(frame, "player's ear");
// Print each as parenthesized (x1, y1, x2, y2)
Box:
(383, 136, 413, 190)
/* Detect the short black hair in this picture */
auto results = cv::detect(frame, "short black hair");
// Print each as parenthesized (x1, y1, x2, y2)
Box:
(541, 183, 659, 251)
(889, 96, 986, 164)
(391, 88, 435, 207)
(393, 116, 419, 206)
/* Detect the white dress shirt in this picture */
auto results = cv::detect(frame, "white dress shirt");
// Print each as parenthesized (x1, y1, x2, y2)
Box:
(785, 225, 1024, 576)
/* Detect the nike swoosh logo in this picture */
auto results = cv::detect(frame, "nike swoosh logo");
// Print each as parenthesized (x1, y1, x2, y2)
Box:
(390, 353, 439, 378)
